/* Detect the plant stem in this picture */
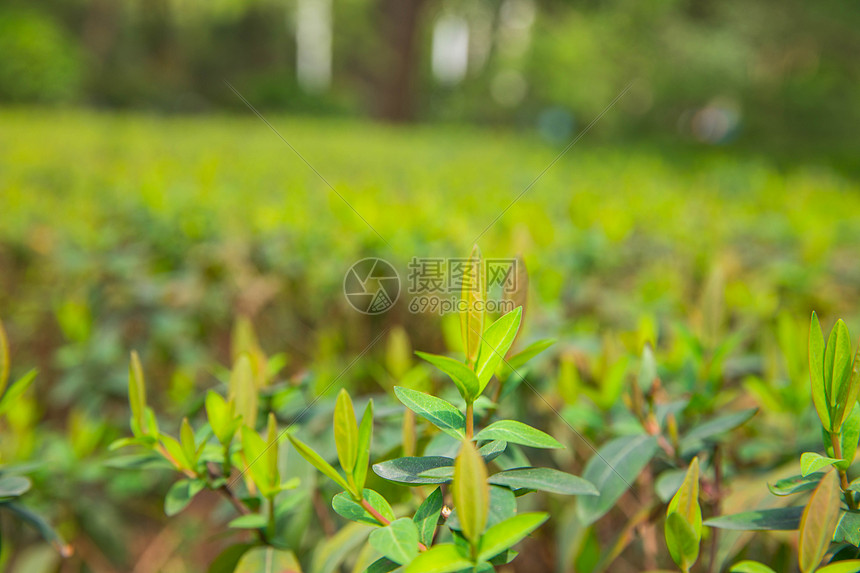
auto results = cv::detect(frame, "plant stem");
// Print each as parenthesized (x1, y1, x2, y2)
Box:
(707, 447, 723, 573)
(830, 431, 857, 511)
(267, 495, 276, 540)
(466, 401, 474, 440)
(360, 498, 428, 550)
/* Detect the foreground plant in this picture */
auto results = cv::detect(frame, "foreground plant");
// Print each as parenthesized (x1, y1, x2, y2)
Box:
(706, 313, 860, 572)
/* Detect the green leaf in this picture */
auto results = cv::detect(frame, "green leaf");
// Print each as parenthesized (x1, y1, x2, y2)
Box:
(334, 389, 359, 475)
(331, 489, 394, 526)
(366, 558, 400, 573)
(705, 507, 804, 531)
(834, 511, 860, 546)
(165, 478, 205, 516)
(207, 543, 254, 573)
(832, 403, 860, 471)
(460, 245, 485, 366)
(394, 387, 465, 439)
(665, 512, 699, 572)
(474, 307, 523, 394)
(496, 338, 555, 383)
(0, 368, 36, 416)
(667, 458, 702, 537)
(577, 435, 659, 526)
(477, 512, 548, 561)
(474, 420, 562, 449)
(311, 521, 373, 573)
(205, 391, 240, 445)
(288, 433, 353, 494)
(638, 344, 658, 391)
(416, 351, 480, 402)
(230, 353, 258, 429)
(768, 473, 825, 496)
(810, 313, 831, 429)
(665, 458, 701, 571)
(404, 544, 472, 573)
(242, 425, 277, 496)
(369, 518, 420, 565)
(452, 440, 489, 544)
(373, 456, 454, 485)
(129, 350, 147, 432)
(801, 452, 842, 477)
(827, 320, 855, 431)
(354, 399, 374, 492)
(799, 471, 841, 573)
(4, 502, 71, 557)
(0, 318, 9, 395)
(161, 434, 191, 471)
(228, 513, 269, 529)
(816, 560, 860, 573)
(413, 487, 444, 546)
(235, 547, 302, 573)
(729, 561, 778, 573)
(448, 486, 515, 532)
(679, 409, 757, 453)
(0, 476, 31, 499)
(478, 440, 507, 463)
(488, 468, 597, 496)
(180, 418, 198, 468)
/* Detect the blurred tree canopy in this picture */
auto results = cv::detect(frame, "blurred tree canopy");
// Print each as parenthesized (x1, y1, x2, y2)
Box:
(2, 0, 859, 159)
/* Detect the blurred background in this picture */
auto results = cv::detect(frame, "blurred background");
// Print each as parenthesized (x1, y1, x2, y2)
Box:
(2, 0, 860, 571)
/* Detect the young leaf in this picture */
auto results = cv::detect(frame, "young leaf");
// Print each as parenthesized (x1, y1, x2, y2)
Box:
(577, 435, 659, 526)
(810, 313, 831, 429)
(165, 478, 205, 516)
(354, 398, 374, 491)
(334, 389, 359, 475)
(241, 426, 276, 496)
(230, 354, 258, 429)
(234, 547, 302, 573)
(816, 560, 860, 573)
(266, 413, 279, 490)
(638, 344, 658, 392)
(800, 452, 842, 477)
(394, 386, 466, 439)
(729, 561, 778, 573)
(665, 458, 701, 572)
(180, 418, 198, 468)
(452, 440, 489, 545)
(404, 543, 472, 573)
(474, 307, 523, 393)
(415, 351, 480, 402)
(129, 351, 147, 432)
(798, 470, 841, 573)
(460, 245, 484, 366)
(477, 512, 548, 561)
(413, 487, 444, 546)
(827, 320, 855, 431)
(665, 512, 699, 573)
(768, 473, 826, 497)
(331, 489, 394, 526)
(474, 420, 562, 449)
(369, 518, 420, 565)
(228, 514, 269, 529)
(488, 467, 598, 496)
(287, 433, 353, 494)
(0, 369, 36, 416)
(704, 507, 804, 531)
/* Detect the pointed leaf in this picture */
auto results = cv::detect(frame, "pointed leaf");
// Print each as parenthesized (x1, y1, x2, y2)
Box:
(704, 507, 804, 531)
(488, 468, 597, 496)
(828, 320, 855, 430)
(460, 245, 484, 365)
(474, 420, 562, 449)
(665, 512, 699, 572)
(667, 458, 702, 537)
(799, 471, 841, 573)
(129, 351, 147, 431)
(416, 351, 480, 402)
(394, 387, 465, 439)
(288, 433, 352, 494)
(165, 478, 205, 516)
(834, 511, 860, 546)
(810, 312, 830, 429)
(354, 398, 374, 491)
(768, 473, 825, 497)
(334, 389, 359, 475)
(0, 368, 36, 416)
(228, 513, 269, 529)
(452, 440, 489, 544)
(369, 518, 419, 565)
(230, 354, 258, 429)
(577, 435, 659, 525)
(404, 543, 472, 573)
(800, 452, 842, 477)
(477, 512, 548, 561)
(475, 307, 523, 393)
(413, 487, 444, 546)
(373, 456, 454, 485)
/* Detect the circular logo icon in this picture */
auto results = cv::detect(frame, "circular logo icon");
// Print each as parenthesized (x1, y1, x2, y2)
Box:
(343, 258, 400, 315)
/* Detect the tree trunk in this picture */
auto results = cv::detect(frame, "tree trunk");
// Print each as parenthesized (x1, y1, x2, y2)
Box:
(374, 0, 428, 122)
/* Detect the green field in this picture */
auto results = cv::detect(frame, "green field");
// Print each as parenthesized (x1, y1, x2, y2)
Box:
(3, 109, 860, 572)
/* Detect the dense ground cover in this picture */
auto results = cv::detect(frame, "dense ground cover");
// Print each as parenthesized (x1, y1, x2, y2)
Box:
(2, 109, 860, 572)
